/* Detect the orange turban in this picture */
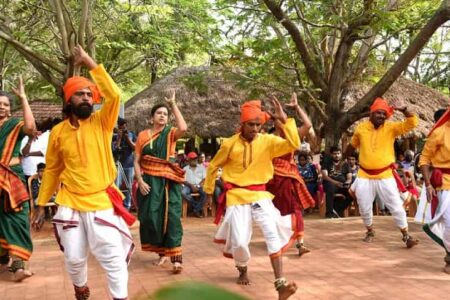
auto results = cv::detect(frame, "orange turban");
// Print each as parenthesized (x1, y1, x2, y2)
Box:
(240, 100, 271, 124)
(63, 76, 101, 103)
(370, 97, 394, 118)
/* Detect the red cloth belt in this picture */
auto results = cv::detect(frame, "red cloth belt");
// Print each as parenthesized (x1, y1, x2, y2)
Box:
(106, 186, 136, 226)
(214, 183, 266, 225)
(430, 168, 450, 218)
(359, 163, 406, 192)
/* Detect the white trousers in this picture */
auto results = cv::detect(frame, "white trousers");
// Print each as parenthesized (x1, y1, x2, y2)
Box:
(215, 199, 293, 267)
(351, 177, 408, 229)
(53, 206, 134, 299)
(425, 190, 450, 252)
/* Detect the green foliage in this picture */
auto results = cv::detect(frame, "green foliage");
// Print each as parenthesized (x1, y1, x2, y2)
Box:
(0, 0, 219, 101)
(152, 281, 249, 300)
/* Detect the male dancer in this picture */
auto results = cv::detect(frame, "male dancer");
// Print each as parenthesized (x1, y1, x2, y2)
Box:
(346, 97, 419, 247)
(33, 45, 135, 300)
(204, 97, 299, 300)
(420, 107, 450, 273)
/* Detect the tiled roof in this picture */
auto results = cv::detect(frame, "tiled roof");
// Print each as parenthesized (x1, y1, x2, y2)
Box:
(11, 100, 63, 123)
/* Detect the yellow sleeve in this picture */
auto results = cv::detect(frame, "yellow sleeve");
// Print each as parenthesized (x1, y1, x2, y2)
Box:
(203, 139, 232, 194)
(419, 127, 443, 167)
(350, 125, 361, 148)
(270, 118, 301, 158)
(90, 64, 121, 131)
(37, 129, 64, 206)
(391, 115, 418, 137)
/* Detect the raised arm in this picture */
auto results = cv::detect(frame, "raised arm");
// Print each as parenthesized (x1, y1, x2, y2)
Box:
(268, 96, 300, 158)
(165, 89, 187, 140)
(390, 98, 418, 136)
(12, 76, 36, 136)
(286, 92, 312, 138)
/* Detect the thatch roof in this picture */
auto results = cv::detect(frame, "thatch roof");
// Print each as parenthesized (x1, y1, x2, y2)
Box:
(343, 78, 449, 138)
(125, 67, 251, 137)
(11, 100, 62, 124)
(126, 66, 449, 138)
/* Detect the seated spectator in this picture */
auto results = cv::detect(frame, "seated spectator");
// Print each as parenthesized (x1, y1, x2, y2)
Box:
(177, 150, 187, 168)
(213, 168, 223, 204)
(344, 152, 359, 184)
(297, 152, 319, 202)
(31, 163, 56, 218)
(199, 152, 209, 168)
(321, 146, 352, 218)
(182, 152, 207, 218)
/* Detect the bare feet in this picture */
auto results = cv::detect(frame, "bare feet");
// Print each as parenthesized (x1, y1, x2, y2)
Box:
(278, 281, 298, 300)
(298, 245, 311, 257)
(13, 269, 34, 282)
(236, 266, 250, 285)
(363, 230, 375, 243)
(153, 256, 168, 266)
(403, 235, 419, 249)
(172, 262, 183, 274)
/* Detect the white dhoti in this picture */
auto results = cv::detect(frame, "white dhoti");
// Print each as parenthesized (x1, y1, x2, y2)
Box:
(214, 198, 296, 267)
(414, 184, 432, 224)
(351, 177, 408, 229)
(423, 190, 450, 252)
(52, 206, 135, 299)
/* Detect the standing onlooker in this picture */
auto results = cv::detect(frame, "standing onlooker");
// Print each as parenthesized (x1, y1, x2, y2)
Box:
(21, 125, 49, 185)
(182, 152, 207, 218)
(113, 117, 136, 210)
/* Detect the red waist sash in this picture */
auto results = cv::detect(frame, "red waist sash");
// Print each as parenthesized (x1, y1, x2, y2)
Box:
(359, 163, 406, 192)
(214, 183, 266, 225)
(429, 168, 450, 218)
(106, 186, 136, 226)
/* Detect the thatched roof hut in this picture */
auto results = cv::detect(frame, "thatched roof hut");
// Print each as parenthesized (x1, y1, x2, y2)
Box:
(125, 67, 250, 137)
(11, 100, 62, 124)
(126, 66, 449, 138)
(343, 78, 449, 137)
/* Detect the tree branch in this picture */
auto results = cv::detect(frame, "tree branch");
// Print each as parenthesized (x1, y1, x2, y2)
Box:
(343, 2, 450, 128)
(262, 0, 328, 96)
(0, 29, 65, 74)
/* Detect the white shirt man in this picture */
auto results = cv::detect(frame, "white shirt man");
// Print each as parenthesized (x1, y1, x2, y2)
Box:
(184, 163, 206, 186)
(20, 130, 50, 177)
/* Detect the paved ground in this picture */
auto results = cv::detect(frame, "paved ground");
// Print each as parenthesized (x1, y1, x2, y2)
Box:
(1, 215, 450, 300)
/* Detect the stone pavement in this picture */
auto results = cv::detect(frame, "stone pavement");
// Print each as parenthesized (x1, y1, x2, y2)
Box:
(1, 215, 450, 300)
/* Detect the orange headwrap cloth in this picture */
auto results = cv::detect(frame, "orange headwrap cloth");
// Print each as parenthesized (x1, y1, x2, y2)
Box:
(428, 107, 450, 137)
(240, 100, 271, 124)
(370, 97, 394, 118)
(63, 76, 101, 104)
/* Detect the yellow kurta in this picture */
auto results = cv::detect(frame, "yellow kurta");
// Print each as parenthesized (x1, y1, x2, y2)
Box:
(350, 116, 418, 179)
(37, 64, 122, 211)
(419, 121, 450, 190)
(203, 118, 300, 206)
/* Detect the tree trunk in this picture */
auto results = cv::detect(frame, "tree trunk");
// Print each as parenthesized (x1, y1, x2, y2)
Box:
(323, 114, 343, 150)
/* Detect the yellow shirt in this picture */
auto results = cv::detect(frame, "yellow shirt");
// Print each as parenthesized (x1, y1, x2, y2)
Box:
(203, 118, 300, 206)
(350, 115, 418, 179)
(419, 122, 450, 190)
(37, 64, 122, 211)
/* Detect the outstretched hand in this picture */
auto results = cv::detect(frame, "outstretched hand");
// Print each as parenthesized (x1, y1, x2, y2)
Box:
(267, 95, 287, 124)
(72, 45, 97, 70)
(390, 98, 406, 111)
(285, 92, 298, 108)
(164, 89, 176, 105)
(11, 76, 27, 100)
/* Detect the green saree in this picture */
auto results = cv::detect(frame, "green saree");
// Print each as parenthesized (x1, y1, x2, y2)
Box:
(0, 118, 33, 261)
(137, 125, 183, 260)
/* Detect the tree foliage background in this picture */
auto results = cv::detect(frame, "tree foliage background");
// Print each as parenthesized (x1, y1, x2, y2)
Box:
(1, 0, 450, 147)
